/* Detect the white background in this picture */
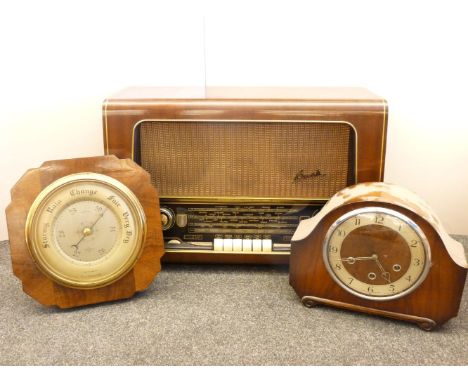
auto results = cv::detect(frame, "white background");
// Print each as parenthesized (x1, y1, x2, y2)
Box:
(1, 0, 467, 241)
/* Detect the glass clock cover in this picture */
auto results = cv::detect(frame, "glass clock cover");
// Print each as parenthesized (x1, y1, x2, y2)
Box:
(323, 207, 431, 300)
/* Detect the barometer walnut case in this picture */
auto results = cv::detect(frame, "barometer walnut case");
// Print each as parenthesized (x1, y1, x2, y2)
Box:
(289, 182, 468, 330)
(6, 156, 164, 308)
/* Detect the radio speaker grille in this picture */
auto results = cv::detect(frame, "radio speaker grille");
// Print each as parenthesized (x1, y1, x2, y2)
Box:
(138, 121, 355, 199)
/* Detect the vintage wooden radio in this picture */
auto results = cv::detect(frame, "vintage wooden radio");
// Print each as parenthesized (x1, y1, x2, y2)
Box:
(103, 87, 388, 264)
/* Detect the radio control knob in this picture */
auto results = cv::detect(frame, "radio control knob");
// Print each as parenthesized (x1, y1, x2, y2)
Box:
(160, 207, 175, 231)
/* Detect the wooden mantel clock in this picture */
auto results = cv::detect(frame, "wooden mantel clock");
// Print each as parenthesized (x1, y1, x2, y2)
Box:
(6, 156, 164, 308)
(290, 182, 468, 330)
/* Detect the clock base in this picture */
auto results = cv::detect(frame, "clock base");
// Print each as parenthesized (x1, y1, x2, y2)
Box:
(301, 295, 437, 331)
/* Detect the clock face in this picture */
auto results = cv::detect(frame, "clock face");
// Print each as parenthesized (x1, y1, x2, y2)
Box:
(26, 173, 146, 289)
(323, 206, 431, 301)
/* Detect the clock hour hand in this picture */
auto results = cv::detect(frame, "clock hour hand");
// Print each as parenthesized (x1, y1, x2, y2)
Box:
(372, 254, 391, 283)
(339, 255, 392, 282)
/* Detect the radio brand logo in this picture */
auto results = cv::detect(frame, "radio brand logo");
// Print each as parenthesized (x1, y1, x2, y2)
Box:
(294, 169, 326, 183)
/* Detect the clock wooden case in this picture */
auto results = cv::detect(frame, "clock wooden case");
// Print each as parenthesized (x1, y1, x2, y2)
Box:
(289, 182, 468, 330)
(5, 156, 164, 308)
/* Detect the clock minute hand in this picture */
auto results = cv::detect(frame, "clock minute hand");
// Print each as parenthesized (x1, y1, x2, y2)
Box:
(340, 256, 376, 264)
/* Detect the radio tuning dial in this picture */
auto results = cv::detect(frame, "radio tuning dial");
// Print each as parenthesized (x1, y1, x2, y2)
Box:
(160, 207, 175, 231)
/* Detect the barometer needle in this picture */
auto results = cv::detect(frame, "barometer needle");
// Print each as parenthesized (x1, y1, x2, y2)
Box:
(71, 209, 107, 252)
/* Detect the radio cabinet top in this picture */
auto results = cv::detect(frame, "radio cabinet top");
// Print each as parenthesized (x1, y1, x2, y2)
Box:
(103, 87, 388, 185)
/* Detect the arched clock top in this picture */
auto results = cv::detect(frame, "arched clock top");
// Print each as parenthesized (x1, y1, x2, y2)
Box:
(292, 182, 467, 269)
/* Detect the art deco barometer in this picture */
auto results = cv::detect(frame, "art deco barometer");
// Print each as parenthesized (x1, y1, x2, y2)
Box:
(26, 172, 146, 289)
(290, 182, 467, 330)
(6, 156, 164, 308)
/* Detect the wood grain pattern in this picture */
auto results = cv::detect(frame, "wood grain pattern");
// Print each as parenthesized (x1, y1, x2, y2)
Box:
(290, 200, 467, 329)
(103, 87, 387, 264)
(5, 156, 164, 308)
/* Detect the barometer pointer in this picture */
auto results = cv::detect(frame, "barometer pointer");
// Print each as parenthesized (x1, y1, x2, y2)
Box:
(71, 208, 107, 253)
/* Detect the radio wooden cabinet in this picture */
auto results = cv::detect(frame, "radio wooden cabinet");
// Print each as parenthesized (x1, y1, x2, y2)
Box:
(103, 87, 388, 264)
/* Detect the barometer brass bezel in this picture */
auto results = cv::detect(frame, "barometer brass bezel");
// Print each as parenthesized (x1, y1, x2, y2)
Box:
(25, 172, 147, 289)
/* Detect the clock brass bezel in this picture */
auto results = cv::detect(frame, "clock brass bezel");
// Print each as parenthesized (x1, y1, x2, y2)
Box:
(323, 206, 432, 301)
(25, 172, 147, 289)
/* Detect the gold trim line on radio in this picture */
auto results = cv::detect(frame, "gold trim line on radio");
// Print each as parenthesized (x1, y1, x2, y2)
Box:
(380, 99, 388, 180)
(103, 98, 109, 155)
(159, 197, 329, 204)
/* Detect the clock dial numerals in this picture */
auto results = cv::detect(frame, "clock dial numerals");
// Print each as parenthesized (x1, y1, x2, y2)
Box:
(374, 215, 384, 224)
(324, 207, 430, 301)
(26, 174, 146, 289)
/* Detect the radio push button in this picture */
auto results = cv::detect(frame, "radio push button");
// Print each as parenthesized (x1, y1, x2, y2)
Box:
(262, 239, 272, 252)
(242, 239, 252, 252)
(214, 238, 224, 251)
(223, 238, 233, 252)
(233, 239, 243, 252)
(252, 239, 262, 252)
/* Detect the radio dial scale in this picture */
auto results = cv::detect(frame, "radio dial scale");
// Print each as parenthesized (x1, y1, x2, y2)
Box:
(161, 202, 324, 256)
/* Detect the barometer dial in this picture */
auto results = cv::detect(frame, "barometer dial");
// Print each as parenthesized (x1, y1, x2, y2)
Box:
(25, 172, 146, 289)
